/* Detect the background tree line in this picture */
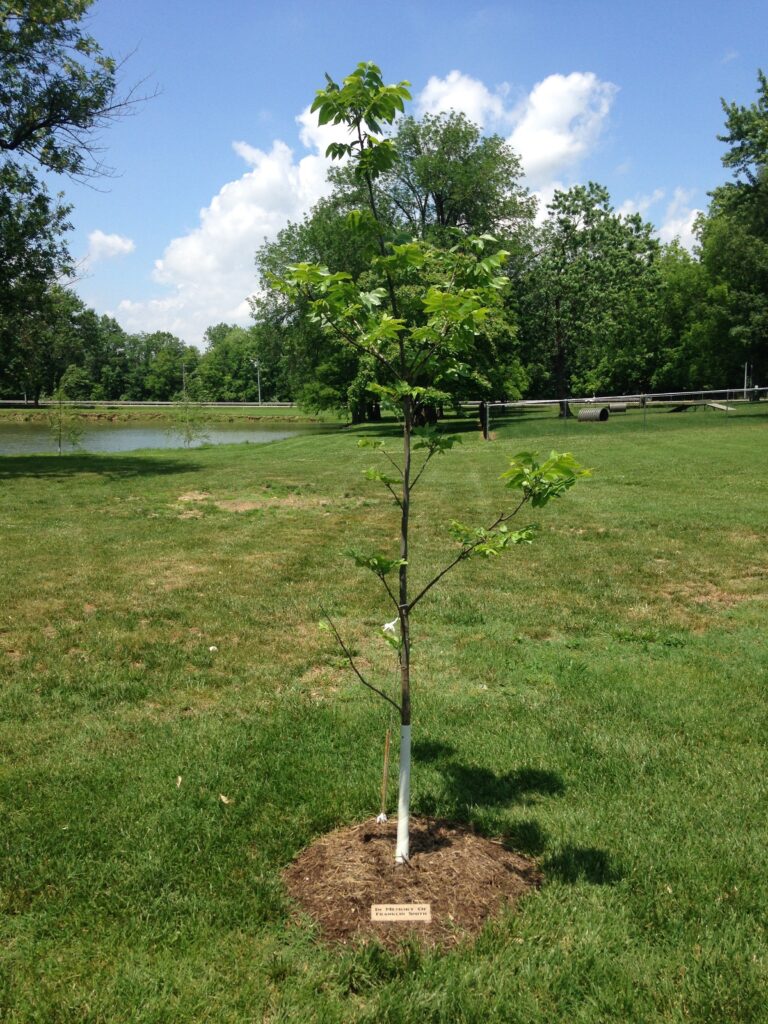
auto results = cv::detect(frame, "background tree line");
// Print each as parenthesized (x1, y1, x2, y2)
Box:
(1, 1, 765, 411)
(247, 85, 766, 419)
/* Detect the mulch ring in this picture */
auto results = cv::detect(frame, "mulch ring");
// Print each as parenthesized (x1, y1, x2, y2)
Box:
(283, 816, 541, 950)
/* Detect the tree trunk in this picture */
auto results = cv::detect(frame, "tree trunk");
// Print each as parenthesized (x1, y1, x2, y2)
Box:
(553, 304, 571, 417)
(396, 724, 411, 862)
(396, 395, 412, 864)
(412, 401, 438, 427)
(349, 400, 366, 424)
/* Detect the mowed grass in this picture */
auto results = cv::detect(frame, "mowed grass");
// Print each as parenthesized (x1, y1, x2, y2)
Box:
(0, 405, 766, 1022)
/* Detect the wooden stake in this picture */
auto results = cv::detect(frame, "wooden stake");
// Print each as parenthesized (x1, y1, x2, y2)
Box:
(380, 728, 391, 818)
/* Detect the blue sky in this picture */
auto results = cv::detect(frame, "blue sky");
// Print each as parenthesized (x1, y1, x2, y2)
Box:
(61, 0, 767, 346)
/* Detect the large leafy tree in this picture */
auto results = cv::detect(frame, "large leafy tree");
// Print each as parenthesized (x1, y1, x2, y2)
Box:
(119, 331, 198, 401)
(327, 110, 535, 245)
(4, 284, 84, 402)
(0, 163, 72, 396)
(519, 183, 662, 406)
(1, 0, 146, 396)
(693, 70, 768, 387)
(252, 195, 384, 418)
(0, 0, 141, 179)
(195, 323, 265, 402)
(718, 69, 768, 197)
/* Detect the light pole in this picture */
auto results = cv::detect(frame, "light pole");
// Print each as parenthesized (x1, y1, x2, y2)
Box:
(252, 358, 262, 405)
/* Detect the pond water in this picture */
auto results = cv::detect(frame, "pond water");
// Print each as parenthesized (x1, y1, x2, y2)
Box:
(0, 421, 323, 456)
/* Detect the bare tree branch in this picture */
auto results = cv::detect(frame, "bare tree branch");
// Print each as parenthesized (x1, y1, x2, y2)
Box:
(321, 609, 402, 714)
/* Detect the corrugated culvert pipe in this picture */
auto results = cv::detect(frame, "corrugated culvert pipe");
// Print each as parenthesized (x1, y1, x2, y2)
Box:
(609, 402, 628, 412)
(577, 407, 610, 421)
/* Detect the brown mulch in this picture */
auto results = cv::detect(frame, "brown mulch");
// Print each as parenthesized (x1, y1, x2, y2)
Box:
(283, 816, 541, 950)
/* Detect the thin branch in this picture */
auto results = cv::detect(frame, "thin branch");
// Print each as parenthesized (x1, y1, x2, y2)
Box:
(321, 609, 402, 714)
(408, 494, 529, 611)
(380, 447, 404, 478)
(355, 121, 401, 322)
(315, 303, 401, 381)
(381, 480, 403, 508)
(409, 447, 437, 490)
(364, 436, 404, 479)
(407, 548, 471, 613)
(379, 573, 401, 613)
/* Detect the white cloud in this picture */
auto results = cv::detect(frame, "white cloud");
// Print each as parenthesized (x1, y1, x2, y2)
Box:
(616, 188, 666, 219)
(416, 69, 511, 128)
(113, 117, 339, 344)
(530, 181, 565, 225)
(415, 70, 617, 189)
(508, 73, 618, 187)
(85, 229, 135, 263)
(657, 189, 701, 250)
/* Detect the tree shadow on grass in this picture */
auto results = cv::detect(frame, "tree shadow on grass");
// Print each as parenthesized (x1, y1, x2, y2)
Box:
(543, 845, 621, 885)
(412, 738, 563, 858)
(413, 739, 564, 807)
(0, 453, 201, 481)
(350, 417, 489, 441)
(411, 738, 620, 883)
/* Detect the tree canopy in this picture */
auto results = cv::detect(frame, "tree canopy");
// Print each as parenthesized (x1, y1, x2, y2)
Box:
(0, 0, 141, 179)
(0, 0, 150, 398)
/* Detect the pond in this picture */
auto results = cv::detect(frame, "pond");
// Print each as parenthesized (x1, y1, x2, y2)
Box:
(0, 421, 327, 456)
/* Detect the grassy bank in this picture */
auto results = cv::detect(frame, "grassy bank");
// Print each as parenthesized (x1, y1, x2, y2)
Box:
(1, 406, 766, 1022)
(0, 403, 343, 426)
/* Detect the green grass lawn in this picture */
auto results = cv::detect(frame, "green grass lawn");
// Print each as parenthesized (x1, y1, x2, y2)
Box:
(1, 405, 766, 1022)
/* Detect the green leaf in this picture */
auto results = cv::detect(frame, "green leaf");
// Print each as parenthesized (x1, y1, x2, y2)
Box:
(500, 451, 591, 506)
(449, 520, 537, 556)
(363, 467, 401, 487)
(412, 427, 461, 455)
(345, 549, 407, 577)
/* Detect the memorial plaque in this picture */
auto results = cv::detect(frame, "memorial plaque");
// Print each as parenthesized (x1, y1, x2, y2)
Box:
(371, 903, 432, 922)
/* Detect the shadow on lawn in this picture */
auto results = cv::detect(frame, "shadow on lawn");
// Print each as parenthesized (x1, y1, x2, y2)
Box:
(543, 845, 621, 885)
(0, 453, 200, 481)
(350, 417, 487, 440)
(412, 738, 620, 885)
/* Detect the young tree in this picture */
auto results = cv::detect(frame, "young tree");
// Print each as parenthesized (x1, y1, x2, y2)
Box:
(272, 63, 588, 863)
(47, 384, 83, 454)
